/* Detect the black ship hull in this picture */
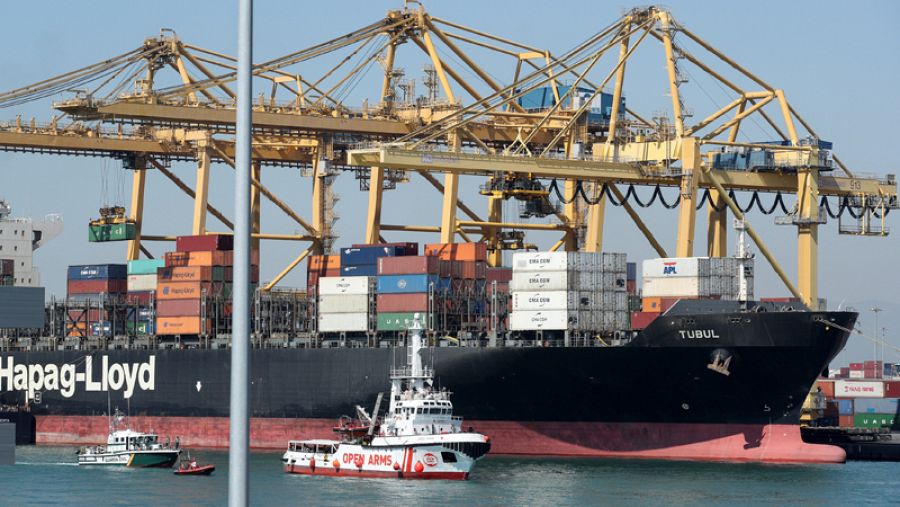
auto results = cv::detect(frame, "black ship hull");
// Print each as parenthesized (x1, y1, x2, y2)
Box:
(1, 310, 854, 462)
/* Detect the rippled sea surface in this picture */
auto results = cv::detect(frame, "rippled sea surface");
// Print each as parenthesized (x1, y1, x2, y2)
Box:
(5, 446, 900, 506)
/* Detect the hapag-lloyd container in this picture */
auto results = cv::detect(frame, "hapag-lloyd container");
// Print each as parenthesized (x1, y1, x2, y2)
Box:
(318, 294, 368, 314)
(834, 380, 885, 398)
(156, 281, 218, 300)
(317, 276, 374, 296)
(510, 271, 568, 291)
(157, 299, 202, 317)
(165, 251, 233, 268)
(509, 310, 569, 330)
(512, 291, 568, 311)
(318, 312, 368, 332)
(156, 316, 210, 335)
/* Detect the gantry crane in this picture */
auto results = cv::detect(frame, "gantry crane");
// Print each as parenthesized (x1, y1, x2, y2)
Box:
(0, 3, 895, 310)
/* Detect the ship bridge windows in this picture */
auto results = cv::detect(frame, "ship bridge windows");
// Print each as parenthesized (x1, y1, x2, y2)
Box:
(441, 452, 456, 463)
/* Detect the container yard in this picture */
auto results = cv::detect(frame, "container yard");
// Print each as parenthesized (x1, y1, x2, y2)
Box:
(0, 1, 898, 483)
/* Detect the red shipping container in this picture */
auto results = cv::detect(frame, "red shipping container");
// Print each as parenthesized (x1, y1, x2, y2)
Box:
(631, 311, 659, 330)
(450, 261, 462, 279)
(849, 362, 864, 370)
(176, 234, 234, 252)
(626, 280, 637, 294)
(67, 279, 126, 295)
(458, 261, 487, 280)
(352, 242, 418, 256)
(165, 251, 233, 267)
(839, 367, 850, 376)
(424, 242, 487, 262)
(487, 282, 509, 295)
(884, 381, 900, 397)
(66, 309, 111, 322)
(816, 380, 835, 398)
(126, 291, 154, 306)
(378, 256, 441, 275)
(761, 297, 800, 303)
(486, 267, 512, 283)
(157, 299, 202, 317)
(838, 415, 855, 428)
(439, 260, 451, 278)
(222, 266, 259, 283)
(377, 293, 430, 312)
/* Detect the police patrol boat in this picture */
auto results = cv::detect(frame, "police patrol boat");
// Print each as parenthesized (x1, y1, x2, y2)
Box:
(77, 410, 180, 467)
(282, 315, 490, 479)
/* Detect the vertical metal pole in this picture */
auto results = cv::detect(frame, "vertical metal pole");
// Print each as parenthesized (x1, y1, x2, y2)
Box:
(229, 0, 252, 505)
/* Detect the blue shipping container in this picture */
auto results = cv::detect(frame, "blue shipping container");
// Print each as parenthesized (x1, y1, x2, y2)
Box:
(378, 275, 443, 294)
(341, 265, 378, 276)
(836, 399, 854, 416)
(626, 262, 637, 281)
(127, 259, 166, 276)
(853, 398, 899, 414)
(127, 307, 154, 321)
(68, 264, 127, 280)
(340, 246, 405, 266)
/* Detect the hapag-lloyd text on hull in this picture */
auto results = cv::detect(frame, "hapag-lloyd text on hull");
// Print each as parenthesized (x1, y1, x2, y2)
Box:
(0, 355, 155, 400)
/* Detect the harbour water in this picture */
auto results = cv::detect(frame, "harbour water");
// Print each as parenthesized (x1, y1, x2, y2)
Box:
(6, 446, 899, 506)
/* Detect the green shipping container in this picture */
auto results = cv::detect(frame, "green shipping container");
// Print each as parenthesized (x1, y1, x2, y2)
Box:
(126, 321, 155, 335)
(377, 312, 432, 331)
(127, 259, 166, 275)
(88, 223, 136, 242)
(853, 413, 898, 429)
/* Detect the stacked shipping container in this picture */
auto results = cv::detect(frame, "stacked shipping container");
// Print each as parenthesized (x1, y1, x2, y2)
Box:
(65, 264, 127, 337)
(815, 378, 900, 429)
(509, 252, 628, 332)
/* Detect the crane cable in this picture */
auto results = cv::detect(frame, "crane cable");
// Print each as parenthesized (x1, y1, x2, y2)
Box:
(819, 320, 900, 358)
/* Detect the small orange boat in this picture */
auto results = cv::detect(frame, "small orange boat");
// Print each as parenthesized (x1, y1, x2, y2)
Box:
(173, 453, 215, 476)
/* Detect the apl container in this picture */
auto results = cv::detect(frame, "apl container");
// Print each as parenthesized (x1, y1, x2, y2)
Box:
(642, 258, 710, 278)
(317, 277, 374, 296)
(318, 294, 369, 314)
(642, 277, 711, 298)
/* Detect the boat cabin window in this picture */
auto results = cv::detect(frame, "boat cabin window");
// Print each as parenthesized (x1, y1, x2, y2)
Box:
(441, 452, 456, 463)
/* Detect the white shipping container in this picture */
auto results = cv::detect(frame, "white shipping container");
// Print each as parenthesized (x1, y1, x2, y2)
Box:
(512, 291, 569, 311)
(512, 252, 568, 272)
(834, 380, 884, 398)
(615, 310, 630, 330)
(318, 312, 368, 332)
(570, 291, 593, 310)
(642, 257, 710, 278)
(567, 252, 598, 272)
(642, 276, 711, 297)
(318, 276, 374, 296)
(127, 274, 157, 292)
(849, 370, 865, 379)
(318, 294, 368, 313)
(510, 271, 569, 291)
(573, 270, 595, 290)
(509, 310, 569, 330)
(575, 310, 594, 331)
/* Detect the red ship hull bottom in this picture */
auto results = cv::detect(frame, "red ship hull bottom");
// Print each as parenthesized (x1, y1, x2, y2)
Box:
(35, 416, 845, 464)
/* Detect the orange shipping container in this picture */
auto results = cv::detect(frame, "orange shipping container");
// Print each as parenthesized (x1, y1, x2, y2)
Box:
(838, 415, 855, 428)
(165, 251, 233, 267)
(308, 255, 341, 271)
(816, 379, 835, 399)
(156, 316, 210, 335)
(158, 266, 217, 282)
(156, 281, 218, 300)
(424, 242, 487, 262)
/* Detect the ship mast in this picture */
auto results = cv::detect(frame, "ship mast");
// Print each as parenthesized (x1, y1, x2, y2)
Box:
(388, 314, 432, 414)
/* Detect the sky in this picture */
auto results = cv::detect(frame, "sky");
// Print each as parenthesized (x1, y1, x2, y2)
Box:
(1, 0, 898, 365)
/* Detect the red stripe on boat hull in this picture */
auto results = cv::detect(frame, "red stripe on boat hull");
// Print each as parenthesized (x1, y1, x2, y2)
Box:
(35, 416, 844, 464)
(283, 464, 468, 480)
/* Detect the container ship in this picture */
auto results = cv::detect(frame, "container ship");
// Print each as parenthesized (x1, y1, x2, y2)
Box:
(0, 231, 854, 464)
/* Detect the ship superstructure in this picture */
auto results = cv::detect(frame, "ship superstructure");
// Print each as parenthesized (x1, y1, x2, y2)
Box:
(0, 199, 62, 287)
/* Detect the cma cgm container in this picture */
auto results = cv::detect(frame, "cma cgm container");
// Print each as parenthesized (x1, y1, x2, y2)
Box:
(67, 264, 127, 281)
(509, 310, 569, 330)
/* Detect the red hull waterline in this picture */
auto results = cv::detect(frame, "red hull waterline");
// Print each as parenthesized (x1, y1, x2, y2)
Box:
(35, 416, 845, 464)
